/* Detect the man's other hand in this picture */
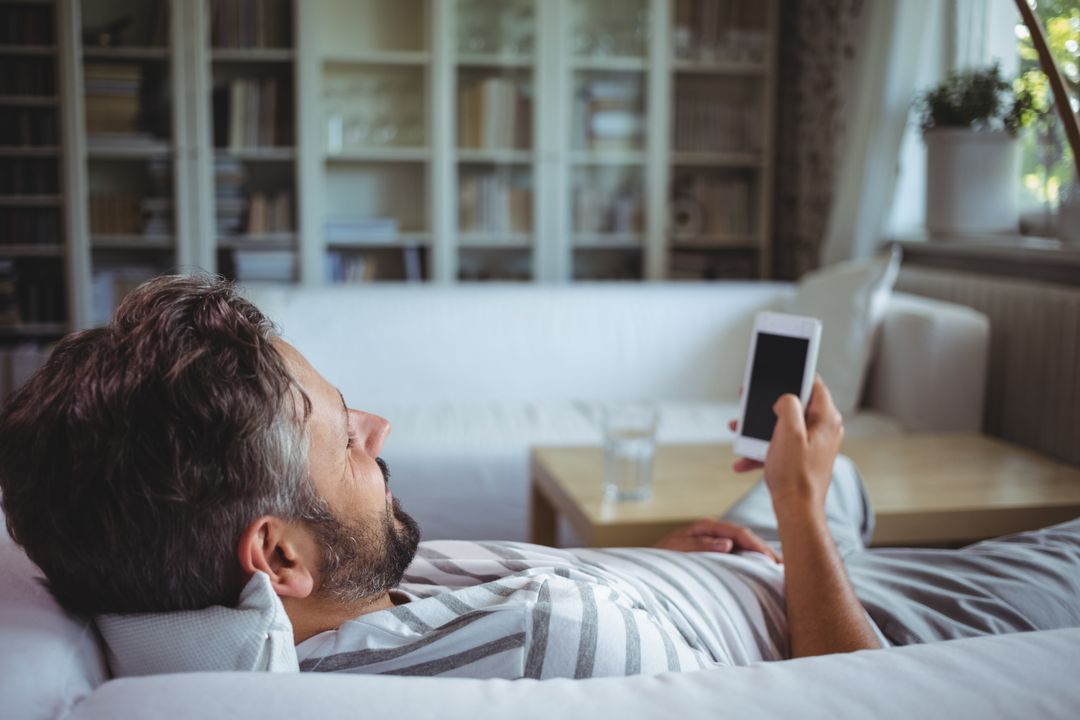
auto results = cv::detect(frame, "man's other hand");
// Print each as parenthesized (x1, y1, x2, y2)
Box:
(654, 519, 781, 562)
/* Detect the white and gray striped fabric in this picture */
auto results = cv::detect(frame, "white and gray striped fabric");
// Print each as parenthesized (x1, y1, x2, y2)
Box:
(295, 541, 795, 678)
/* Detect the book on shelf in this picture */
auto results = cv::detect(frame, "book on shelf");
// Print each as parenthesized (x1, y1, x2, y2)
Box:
(572, 171, 643, 234)
(0, 108, 59, 147)
(232, 249, 295, 282)
(0, 260, 19, 327)
(0, 57, 55, 96)
(83, 63, 143, 136)
(325, 217, 400, 244)
(458, 76, 531, 150)
(0, 207, 60, 246)
(671, 172, 752, 236)
(0, 158, 58, 195)
(574, 79, 643, 152)
(458, 172, 532, 234)
(674, 78, 761, 153)
(327, 251, 380, 284)
(244, 191, 293, 235)
(10, 259, 64, 323)
(217, 77, 283, 149)
(0, 3, 55, 46)
(211, 0, 289, 49)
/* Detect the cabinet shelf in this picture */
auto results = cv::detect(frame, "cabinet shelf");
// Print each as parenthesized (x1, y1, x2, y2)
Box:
(211, 48, 295, 62)
(91, 235, 174, 250)
(219, 233, 297, 250)
(571, 56, 647, 71)
(327, 232, 431, 248)
(0, 146, 59, 157)
(325, 147, 429, 163)
(0, 94, 57, 106)
(0, 195, 61, 206)
(216, 147, 297, 161)
(573, 233, 644, 248)
(571, 150, 645, 165)
(458, 232, 532, 249)
(0, 244, 64, 257)
(82, 46, 169, 60)
(456, 53, 532, 68)
(0, 44, 55, 56)
(457, 148, 533, 164)
(670, 151, 763, 167)
(322, 50, 430, 66)
(670, 234, 761, 249)
(672, 60, 766, 75)
(86, 140, 172, 159)
(0, 323, 68, 338)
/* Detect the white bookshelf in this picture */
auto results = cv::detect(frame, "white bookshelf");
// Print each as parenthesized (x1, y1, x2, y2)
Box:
(22, 0, 778, 332)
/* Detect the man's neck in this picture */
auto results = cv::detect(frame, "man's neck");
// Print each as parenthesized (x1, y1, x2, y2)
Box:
(284, 591, 401, 644)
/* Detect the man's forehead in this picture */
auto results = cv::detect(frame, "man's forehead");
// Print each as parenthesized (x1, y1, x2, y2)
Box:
(275, 339, 336, 424)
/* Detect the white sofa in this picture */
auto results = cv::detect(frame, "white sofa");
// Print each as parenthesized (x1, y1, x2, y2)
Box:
(246, 282, 990, 541)
(4, 519, 1079, 720)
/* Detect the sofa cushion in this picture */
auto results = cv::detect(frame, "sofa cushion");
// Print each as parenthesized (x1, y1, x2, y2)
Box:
(0, 520, 108, 720)
(788, 247, 901, 415)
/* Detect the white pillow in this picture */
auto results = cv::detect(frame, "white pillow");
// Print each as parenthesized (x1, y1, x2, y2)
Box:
(96, 571, 299, 677)
(787, 247, 901, 415)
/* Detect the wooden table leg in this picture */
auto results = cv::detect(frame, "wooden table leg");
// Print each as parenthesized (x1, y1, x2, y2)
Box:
(530, 480, 557, 546)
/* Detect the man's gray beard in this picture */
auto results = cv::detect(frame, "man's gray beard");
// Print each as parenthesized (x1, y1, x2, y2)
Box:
(304, 495, 421, 603)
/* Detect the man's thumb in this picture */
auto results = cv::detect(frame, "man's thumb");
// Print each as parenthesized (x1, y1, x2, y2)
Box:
(772, 393, 807, 438)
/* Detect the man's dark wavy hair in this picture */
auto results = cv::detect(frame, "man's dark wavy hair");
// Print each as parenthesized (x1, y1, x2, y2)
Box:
(0, 275, 317, 614)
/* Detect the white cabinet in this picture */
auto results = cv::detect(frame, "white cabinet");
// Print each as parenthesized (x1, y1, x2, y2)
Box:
(4, 0, 776, 335)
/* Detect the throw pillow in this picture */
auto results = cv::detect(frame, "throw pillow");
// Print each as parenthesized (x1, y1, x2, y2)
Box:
(787, 246, 901, 415)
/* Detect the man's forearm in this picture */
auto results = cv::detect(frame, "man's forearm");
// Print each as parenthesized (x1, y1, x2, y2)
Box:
(777, 505, 881, 658)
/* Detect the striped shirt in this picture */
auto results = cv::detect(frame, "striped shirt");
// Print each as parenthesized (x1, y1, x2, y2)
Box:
(295, 540, 797, 678)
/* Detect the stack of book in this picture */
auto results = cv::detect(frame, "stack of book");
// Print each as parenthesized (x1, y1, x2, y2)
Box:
(0, 158, 57, 195)
(673, 78, 761, 153)
(215, 157, 246, 235)
(0, 108, 58, 147)
(575, 79, 643, 151)
(140, 198, 172, 236)
(325, 217, 400, 245)
(245, 191, 293, 235)
(232, 250, 295, 282)
(84, 63, 143, 137)
(0, 208, 60, 246)
(458, 173, 532, 234)
(211, 0, 289, 48)
(458, 76, 530, 149)
(0, 2, 54, 45)
(89, 194, 142, 234)
(215, 77, 281, 149)
(0, 57, 54, 96)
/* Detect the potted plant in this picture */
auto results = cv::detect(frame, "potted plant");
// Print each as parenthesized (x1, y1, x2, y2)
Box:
(919, 63, 1039, 236)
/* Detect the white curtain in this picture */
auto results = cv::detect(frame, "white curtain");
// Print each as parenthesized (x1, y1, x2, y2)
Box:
(819, 0, 937, 265)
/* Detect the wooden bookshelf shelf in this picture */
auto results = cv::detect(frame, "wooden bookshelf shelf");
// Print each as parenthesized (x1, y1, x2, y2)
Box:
(0, 245, 65, 257)
(327, 231, 432, 249)
(211, 48, 295, 62)
(670, 151, 764, 167)
(325, 147, 430, 163)
(0, 94, 57, 106)
(671, 234, 761, 249)
(322, 50, 430, 67)
(91, 235, 174, 250)
(82, 46, 169, 60)
(0, 44, 55, 56)
(86, 142, 172, 159)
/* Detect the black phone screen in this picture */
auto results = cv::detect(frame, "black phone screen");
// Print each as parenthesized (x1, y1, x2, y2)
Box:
(742, 332, 810, 441)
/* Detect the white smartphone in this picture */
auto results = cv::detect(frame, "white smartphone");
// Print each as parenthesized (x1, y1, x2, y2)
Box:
(733, 311, 822, 462)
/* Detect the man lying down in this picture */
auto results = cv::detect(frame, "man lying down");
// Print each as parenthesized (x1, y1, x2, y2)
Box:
(2, 276, 1078, 678)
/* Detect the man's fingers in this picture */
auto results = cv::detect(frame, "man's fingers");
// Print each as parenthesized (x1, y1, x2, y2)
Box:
(805, 375, 842, 430)
(732, 457, 764, 473)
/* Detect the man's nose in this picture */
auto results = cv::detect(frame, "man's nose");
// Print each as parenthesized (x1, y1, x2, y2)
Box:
(354, 410, 391, 456)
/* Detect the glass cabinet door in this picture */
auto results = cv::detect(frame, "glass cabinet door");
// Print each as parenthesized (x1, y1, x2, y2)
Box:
(80, 0, 178, 323)
(567, 0, 650, 281)
(454, 0, 536, 282)
(318, 0, 431, 283)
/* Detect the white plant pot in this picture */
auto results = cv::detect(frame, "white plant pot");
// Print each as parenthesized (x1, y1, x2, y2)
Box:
(925, 129, 1019, 236)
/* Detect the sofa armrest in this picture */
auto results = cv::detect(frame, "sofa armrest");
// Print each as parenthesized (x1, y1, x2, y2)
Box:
(863, 292, 989, 433)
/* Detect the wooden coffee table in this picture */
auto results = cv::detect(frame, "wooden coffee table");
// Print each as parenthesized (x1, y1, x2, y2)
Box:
(529, 434, 1080, 548)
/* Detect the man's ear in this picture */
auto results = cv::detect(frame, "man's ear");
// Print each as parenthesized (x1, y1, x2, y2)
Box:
(237, 516, 316, 600)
